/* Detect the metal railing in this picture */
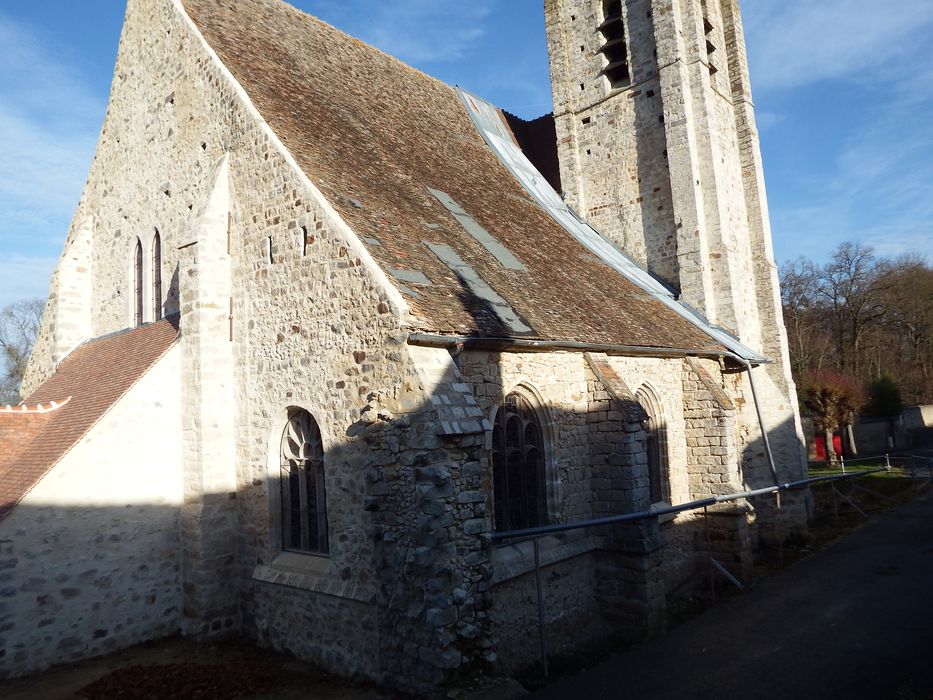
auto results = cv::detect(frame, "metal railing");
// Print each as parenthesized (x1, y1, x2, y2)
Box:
(489, 459, 923, 677)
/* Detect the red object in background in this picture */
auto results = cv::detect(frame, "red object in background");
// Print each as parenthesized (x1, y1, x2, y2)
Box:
(814, 432, 845, 460)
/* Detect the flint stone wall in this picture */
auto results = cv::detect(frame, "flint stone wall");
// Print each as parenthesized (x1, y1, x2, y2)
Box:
(0, 346, 183, 679)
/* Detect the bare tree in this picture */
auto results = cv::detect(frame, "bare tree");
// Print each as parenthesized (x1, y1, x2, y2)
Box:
(876, 256, 933, 404)
(0, 298, 45, 404)
(780, 258, 832, 375)
(781, 243, 932, 412)
(816, 242, 888, 376)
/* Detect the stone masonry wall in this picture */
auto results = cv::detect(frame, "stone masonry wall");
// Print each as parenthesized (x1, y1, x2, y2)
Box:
(681, 357, 741, 496)
(545, 0, 680, 286)
(457, 350, 707, 666)
(0, 345, 183, 679)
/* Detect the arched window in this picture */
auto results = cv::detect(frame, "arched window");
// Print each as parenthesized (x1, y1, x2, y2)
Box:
(152, 231, 163, 321)
(637, 387, 670, 504)
(280, 408, 329, 554)
(133, 238, 144, 327)
(492, 392, 546, 532)
(598, 0, 630, 87)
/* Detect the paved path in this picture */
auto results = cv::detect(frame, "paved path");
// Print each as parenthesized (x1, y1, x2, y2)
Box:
(534, 491, 933, 700)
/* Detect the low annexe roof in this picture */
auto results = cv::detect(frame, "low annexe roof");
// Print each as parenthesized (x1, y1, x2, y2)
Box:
(179, 0, 741, 358)
(0, 318, 179, 521)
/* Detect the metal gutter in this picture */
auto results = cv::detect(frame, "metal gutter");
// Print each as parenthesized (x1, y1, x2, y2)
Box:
(455, 87, 767, 364)
(408, 332, 736, 361)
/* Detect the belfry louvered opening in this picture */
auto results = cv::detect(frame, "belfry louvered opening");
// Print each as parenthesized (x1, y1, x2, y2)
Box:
(597, 0, 630, 87)
(703, 16, 718, 76)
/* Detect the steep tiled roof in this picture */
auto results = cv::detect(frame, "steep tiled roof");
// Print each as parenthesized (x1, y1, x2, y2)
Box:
(181, 0, 725, 353)
(0, 318, 179, 521)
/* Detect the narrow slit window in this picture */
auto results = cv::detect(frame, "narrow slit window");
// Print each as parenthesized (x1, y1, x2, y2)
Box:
(266, 236, 274, 264)
(133, 238, 144, 327)
(301, 226, 309, 257)
(598, 0, 630, 87)
(152, 230, 163, 321)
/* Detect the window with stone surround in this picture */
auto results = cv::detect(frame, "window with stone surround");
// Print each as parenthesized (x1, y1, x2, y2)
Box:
(598, 0, 630, 87)
(152, 231, 163, 321)
(133, 238, 144, 327)
(492, 392, 547, 532)
(636, 386, 671, 504)
(279, 408, 329, 554)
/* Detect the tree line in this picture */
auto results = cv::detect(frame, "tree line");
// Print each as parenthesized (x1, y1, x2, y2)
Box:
(780, 242, 932, 458)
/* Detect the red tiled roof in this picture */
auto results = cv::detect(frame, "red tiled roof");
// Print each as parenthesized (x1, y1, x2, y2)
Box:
(180, 0, 724, 353)
(0, 318, 179, 521)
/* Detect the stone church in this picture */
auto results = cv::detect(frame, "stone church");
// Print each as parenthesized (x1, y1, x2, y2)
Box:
(0, 0, 808, 692)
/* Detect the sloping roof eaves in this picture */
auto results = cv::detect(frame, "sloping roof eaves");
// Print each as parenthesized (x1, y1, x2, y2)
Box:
(178, 0, 728, 354)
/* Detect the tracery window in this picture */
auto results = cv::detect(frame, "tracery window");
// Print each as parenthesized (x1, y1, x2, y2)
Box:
(152, 231, 163, 321)
(492, 392, 547, 532)
(133, 238, 144, 327)
(598, 0, 630, 87)
(637, 387, 671, 504)
(279, 409, 329, 554)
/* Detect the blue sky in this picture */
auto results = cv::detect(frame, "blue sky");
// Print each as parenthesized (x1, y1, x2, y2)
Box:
(1, 0, 931, 309)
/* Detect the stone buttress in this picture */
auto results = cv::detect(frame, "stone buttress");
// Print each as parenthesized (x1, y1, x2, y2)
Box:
(177, 155, 240, 635)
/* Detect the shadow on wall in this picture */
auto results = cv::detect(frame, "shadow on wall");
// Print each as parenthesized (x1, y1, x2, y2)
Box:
(0, 362, 809, 691)
(0, 502, 184, 680)
(165, 266, 181, 318)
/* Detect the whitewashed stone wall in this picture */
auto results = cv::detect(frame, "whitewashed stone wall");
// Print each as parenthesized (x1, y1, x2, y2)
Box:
(0, 345, 183, 678)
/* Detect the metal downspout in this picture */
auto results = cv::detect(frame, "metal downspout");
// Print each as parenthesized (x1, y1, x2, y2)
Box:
(734, 355, 781, 488)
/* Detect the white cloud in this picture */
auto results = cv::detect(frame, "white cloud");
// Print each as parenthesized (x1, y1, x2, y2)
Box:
(744, 0, 933, 91)
(755, 111, 786, 132)
(0, 255, 57, 309)
(0, 11, 101, 257)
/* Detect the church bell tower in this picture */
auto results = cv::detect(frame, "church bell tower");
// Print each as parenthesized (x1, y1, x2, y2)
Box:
(544, 0, 809, 520)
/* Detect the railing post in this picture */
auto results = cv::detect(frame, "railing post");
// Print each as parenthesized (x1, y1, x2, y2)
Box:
(776, 491, 784, 568)
(885, 453, 891, 471)
(703, 506, 715, 599)
(840, 455, 846, 475)
(533, 537, 549, 678)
